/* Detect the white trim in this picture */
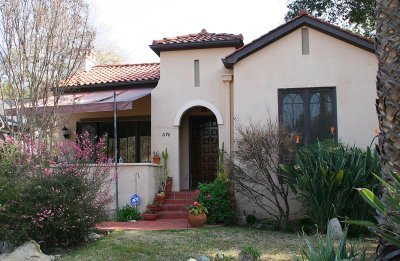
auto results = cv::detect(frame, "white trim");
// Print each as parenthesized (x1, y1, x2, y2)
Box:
(173, 100, 224, 126)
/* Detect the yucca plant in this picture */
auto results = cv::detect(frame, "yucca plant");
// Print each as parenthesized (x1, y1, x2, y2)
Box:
(296, 227, 367, 261)
(281, 141, 381, 232)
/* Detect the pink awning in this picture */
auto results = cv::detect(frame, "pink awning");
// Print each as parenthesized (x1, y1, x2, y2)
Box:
(6, 88, 153, 115)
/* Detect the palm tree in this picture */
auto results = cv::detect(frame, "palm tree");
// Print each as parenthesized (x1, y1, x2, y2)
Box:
(375, 0, 400, 258)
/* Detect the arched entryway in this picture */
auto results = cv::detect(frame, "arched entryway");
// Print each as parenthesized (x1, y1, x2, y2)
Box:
(176, 105, 221, 190)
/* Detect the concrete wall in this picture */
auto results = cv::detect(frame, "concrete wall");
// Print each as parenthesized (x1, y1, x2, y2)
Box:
(232, 26, 378, 220)
(151, 47, 234, 191)
(107, 163, 160, 213)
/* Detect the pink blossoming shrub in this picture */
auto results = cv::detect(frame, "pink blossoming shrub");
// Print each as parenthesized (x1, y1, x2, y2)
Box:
(0, 132, 112, 248)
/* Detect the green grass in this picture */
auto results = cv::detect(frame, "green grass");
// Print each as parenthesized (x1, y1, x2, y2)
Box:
(62, 227, 376, 261)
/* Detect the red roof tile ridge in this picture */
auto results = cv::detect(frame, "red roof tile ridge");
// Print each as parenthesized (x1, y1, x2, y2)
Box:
(93, 63, 160, 68)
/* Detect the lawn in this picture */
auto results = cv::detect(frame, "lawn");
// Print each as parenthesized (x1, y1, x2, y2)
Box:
(62, 226, 376, 261)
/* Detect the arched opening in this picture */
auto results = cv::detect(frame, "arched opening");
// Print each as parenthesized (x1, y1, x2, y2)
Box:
(179, 106, 219, 190)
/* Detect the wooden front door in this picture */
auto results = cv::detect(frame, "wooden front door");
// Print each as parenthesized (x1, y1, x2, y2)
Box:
(189, 116, 219, 189)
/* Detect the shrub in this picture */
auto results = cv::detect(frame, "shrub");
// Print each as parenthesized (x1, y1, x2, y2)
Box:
(227, 116, 297, 230)
(0, 133, 112, 248)
(281, 141, 381, 233)
(296, 227, 366, 261)
(116, 205, 142, 222)
(198, 179, 235, 224)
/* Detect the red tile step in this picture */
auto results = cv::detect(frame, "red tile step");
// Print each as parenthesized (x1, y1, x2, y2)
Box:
(161, 204, 188, 211)
(168, 191, 199, 199)
(164, 198, 194, 205)
(158, 210, 189, 219)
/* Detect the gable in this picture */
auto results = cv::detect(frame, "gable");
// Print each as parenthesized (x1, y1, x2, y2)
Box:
(222, 14, 374, 68)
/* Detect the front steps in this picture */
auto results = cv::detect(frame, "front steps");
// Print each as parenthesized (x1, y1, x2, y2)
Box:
(158, 191, 199, 219)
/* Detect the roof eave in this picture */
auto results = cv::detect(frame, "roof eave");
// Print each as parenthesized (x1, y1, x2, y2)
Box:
(150, 39, 243, 56)
(223, 16, 374, 68)
(63, 79, 159, 93)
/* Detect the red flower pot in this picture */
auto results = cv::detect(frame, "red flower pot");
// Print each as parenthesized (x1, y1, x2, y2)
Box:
(142, 213, 158, 221)
(188, 213, 207, 228)
(156, 195, 166, 204)
(153, 156, 161, 164)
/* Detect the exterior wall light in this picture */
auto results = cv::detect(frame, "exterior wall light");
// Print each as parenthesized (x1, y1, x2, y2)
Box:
(62, 126, 70, 140)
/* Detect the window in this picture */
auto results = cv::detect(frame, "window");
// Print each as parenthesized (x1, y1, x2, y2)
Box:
(76, 120, 151, 163)
(278, 88, 337, 144)
(194, 60, 200, 87)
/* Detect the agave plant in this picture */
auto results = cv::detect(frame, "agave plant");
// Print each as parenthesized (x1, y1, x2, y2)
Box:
(296, 225, 367, 261)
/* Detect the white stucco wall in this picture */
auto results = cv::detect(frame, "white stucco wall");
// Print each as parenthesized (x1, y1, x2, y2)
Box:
(234, 27, 378, 147)
(151, 47, 235, 191)
(233, 27, 378, 219)
(108, 163, 160, 213)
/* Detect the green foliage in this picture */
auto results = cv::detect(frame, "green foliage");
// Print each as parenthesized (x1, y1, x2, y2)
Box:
(116, 205, 142, 222)
(240, 245, 262, 261)
(198, 179, 235, 224)
(216, 143, 228, 182)
(296, 228, 367, 261)
(285, 0, 375, 37)
(348, 172, 400, 249)
(281, 141, 381, 232)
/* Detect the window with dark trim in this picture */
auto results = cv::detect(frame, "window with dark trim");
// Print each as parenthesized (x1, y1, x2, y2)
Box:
(76, 120, 151, 163)
(278, 87, 337, 144)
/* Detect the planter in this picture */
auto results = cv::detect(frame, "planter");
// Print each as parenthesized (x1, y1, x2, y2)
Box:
(188, 213, 207, 228)
(165, 179, 173, 193)
(156, 195, 166, 204)
(146, 205, 159, 213)
(142, 213, 158, 221)
(153, 156, 161, 164)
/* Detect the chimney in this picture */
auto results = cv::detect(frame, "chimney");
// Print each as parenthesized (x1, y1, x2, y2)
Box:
(84, 51, 97, 71)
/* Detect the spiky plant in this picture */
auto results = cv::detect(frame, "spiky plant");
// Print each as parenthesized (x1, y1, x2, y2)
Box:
(375, 0, 400, 259)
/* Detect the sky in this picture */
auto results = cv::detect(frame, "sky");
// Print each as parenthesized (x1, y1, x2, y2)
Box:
(87, 0, 289, 64)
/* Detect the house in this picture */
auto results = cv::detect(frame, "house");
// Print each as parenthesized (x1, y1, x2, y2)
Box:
(60, 12, 377, 218)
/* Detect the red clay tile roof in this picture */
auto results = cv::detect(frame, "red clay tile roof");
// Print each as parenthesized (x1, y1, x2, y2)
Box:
(150, 29, 243, 55)
(152, 29, 243, 45)
(65, 63, 160, 88)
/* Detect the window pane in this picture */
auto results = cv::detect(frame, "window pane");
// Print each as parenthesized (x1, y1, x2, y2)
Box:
(139, 121, 151, 163)
(309, 91, 334, 143)
(282, 93, 305, 137)
(119, 122, 136, 163)
(99, 122, 115, 161)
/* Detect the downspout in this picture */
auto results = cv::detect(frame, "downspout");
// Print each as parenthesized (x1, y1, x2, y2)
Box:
(114, 91, 119, 210)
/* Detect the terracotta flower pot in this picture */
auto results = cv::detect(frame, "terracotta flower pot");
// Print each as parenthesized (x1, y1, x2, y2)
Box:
(188, 213, 207, 228)
(156, 195, 166, 204)
(147, 205, 159, 213)
(165, 180, 173, 193)
(153, 156, 161, 164)
(142, 213, 158, 221)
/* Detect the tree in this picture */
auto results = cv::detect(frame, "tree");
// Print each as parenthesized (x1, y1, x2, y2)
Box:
(285, 0, 375, 36)
(227, 115, 297, 229)
(0, 0, 95, 145)
(95, 48, 124, 65)
(374, 0, 400, 258)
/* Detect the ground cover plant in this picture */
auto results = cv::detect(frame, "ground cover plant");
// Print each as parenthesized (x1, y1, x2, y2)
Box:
(0, 133, 112, 248)
(281, 141, 381, 233)
(62, 227, 376, 261)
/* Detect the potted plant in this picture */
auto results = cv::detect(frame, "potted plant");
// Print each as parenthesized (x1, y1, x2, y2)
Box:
(153, 151, 161, 164)
(156, 191, 166, 204)
(146, 201, 161, 213)
(188, 201, 208, 228)
(142, 209, 158, 221)
(165, 176, 173, 196)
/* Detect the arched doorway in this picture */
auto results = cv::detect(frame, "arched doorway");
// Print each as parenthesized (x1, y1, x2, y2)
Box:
(177, 106, 220, 190)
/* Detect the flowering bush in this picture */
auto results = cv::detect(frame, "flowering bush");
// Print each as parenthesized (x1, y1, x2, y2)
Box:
(189, 201, 208, 215)
(0, 132, 112, 248)
(198, 179, 235, 224)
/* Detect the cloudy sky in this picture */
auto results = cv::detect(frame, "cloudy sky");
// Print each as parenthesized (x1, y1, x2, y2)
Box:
(88, 0, 289, 63)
